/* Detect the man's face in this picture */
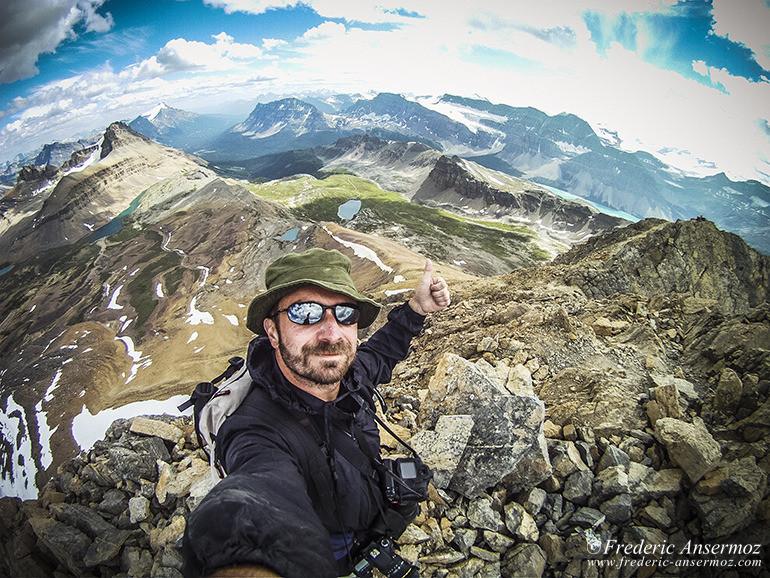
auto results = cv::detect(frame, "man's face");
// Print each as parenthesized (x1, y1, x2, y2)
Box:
(264, 286, 359, 390)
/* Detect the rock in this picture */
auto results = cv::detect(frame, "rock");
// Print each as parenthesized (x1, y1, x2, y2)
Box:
(640, 505, 672, 530)
(505, 364, 535, 396)
(187, 472, 218, 511)
(501, 543, 547, 578)
(28, 517, 91, 575)
(650, 383, 682, 420)
(470, 545, 499, 562)
(627, 463, 683, 503)
(418, 549, 465, 565)
(714, 368, 743, 415)
(691, 457, 767, 539)
(571, 507, 605, 529)
(397, 524, 431, 545)
(451, 528, 477, 554)
(543, 420, 562, 439)
(109, 446, 158, 484)
(623, 525, 668, 551)
(563, 470, 594, 505)
(592, 466, 629, 501)
(130, 417, 185, 443)
(551, 441, 589, 478)
(122, 547, 153, 577)
(654, 417, 722, 483)
(467, 496, 502, 532)
(504, 502, 539, 542)
(538, 533, 568, 564)
(596, 445, 630, 472)
(418, 353, 551, 497)
(129, 496, 151, 524)
(409, 414, 475, 488)
(538, 367, 648, 436)
(599, 494, 632, 524)
(98, 488, 129, 516)
(521, 487, 547, 516)
(592, 317, 629, 336)
(563, 528, 602, 560)
(150, 516, 186, 552)
(477, 336, 499, 353)
(482, 530, 514, 553)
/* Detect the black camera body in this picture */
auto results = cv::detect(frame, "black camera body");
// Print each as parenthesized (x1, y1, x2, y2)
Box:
(353, 537, 419, 578)
(380, 457, 432, 506)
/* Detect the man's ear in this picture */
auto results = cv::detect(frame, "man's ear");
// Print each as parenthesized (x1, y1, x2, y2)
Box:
(263, 317, 280, 349)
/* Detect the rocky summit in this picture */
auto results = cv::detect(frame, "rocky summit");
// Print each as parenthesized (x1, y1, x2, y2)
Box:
(1, 214, 769, 578)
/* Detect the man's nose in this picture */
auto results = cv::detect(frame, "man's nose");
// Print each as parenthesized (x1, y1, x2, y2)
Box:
(316, 308, 343, 337)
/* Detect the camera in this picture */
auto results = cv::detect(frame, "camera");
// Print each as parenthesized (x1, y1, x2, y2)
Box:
(380, 457, 432, 505)
(353, 537, 420, 578)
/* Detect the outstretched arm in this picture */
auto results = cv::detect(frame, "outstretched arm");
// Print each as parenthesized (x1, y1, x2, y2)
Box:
(408, 259, 451, 316)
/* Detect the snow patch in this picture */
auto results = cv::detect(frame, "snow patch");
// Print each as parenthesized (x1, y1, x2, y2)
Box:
(197, 266, 210, 287)
(223, 314, 239, 326)
(186, 297, 215, 325)
(107, 285, 124, 310)
(187, 332, 198, 343)
(71, 394, 191, 452)
(0, 394, 38, 499)
(322, 226, 393, 273)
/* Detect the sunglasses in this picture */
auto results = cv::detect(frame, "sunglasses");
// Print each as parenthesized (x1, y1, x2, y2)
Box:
(272, 301, 361, 326)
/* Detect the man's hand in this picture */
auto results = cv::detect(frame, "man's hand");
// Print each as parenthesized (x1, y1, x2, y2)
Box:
(408, 259, 451, 316)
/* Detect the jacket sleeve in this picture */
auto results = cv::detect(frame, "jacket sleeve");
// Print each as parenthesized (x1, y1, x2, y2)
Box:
(182, 422, 337, 578)
(354, 302, 425, 386)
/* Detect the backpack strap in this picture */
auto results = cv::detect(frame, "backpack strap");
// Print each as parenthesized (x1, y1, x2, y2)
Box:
(236, 387, 337, 523)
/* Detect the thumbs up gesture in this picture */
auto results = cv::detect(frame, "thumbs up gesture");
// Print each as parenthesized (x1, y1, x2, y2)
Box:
(408, 259, 451, 316)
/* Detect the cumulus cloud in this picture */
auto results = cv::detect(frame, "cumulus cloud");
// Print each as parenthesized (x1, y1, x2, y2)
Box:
(0, 0, 114, 84)
(134, 33, 263, 78)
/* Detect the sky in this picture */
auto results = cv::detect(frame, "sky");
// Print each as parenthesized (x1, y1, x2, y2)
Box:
(0, 0, 769, 185)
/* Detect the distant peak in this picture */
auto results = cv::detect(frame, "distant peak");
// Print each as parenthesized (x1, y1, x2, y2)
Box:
(143, 102, 170, 121)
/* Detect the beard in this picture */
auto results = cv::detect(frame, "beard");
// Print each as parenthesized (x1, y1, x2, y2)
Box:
(278, 338, 356, 386)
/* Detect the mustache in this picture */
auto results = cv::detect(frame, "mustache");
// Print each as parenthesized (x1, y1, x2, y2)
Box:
(302, 340, 354, 356)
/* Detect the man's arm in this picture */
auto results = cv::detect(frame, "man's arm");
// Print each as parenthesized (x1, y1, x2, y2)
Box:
(182, 428, 337, 578)
(355, 259, 451, 385)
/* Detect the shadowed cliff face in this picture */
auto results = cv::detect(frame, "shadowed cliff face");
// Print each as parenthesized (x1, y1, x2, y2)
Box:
(414, 155, 630, 243)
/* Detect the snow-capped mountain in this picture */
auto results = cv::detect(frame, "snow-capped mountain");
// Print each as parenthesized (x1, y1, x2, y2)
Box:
(124, 93, 770, 253)
(128, 103, 238, 153)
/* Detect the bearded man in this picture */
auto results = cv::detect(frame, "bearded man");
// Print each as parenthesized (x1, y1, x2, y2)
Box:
(182, 248, 450, 577)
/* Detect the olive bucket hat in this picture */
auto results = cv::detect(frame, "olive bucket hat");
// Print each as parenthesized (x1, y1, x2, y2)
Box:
(246, 248, 381, 335)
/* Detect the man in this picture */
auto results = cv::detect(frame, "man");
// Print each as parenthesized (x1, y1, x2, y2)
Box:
(182, 248, 450, 577)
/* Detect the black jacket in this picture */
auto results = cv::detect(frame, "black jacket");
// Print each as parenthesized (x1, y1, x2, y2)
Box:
(182, 303, 425, 577)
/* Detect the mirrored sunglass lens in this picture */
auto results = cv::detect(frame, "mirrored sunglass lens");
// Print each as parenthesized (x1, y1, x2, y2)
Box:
(334, 305, 359, 324)
(287, 302, 323, 324)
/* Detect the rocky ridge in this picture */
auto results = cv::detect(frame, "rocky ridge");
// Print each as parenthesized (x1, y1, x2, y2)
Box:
(0, 123, 208, 264)
(2, 217, 769, 577)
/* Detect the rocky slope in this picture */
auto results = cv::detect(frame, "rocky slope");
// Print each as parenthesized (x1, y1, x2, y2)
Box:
(0, 123, 208, 264)
(1, 217, 768, 577)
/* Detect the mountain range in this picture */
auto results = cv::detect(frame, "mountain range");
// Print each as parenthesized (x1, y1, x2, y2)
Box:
(126, 94, 769, 254)
(0, 92, 768, 509)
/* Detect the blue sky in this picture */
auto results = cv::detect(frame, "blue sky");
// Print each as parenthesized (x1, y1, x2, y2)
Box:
(1, 0, 768, 185)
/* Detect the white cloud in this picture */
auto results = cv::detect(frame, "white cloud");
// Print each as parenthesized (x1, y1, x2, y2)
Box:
(712, 0, 770, 71)
(0, 0, 113, 84)
(203, 0, 301, 14)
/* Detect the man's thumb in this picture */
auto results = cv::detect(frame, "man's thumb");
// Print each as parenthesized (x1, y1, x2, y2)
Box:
(423, 258, 433, 278)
